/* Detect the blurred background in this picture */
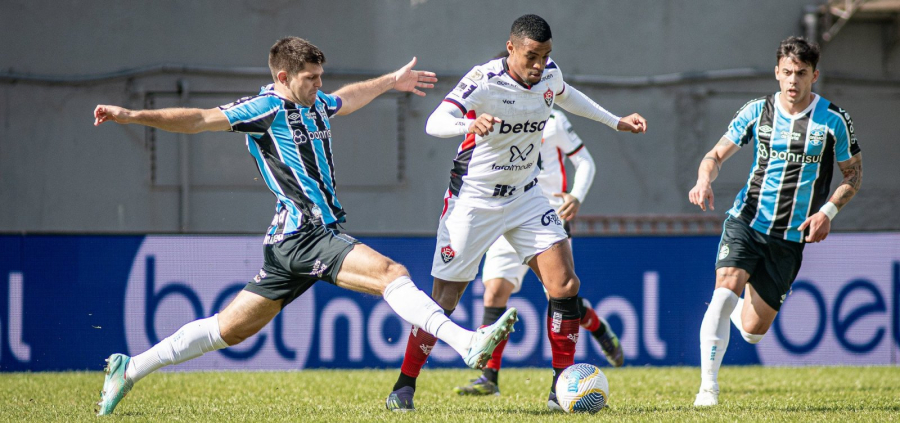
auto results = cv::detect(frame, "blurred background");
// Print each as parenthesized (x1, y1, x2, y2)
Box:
(1, 0, 897, 236)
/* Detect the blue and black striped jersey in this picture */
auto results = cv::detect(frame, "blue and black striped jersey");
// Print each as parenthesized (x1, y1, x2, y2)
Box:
(219, 84, 343, 243)
(724, 93, 860, 243)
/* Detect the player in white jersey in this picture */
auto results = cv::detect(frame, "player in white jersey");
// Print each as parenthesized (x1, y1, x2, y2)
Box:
(453, 109, 624, 397)
(386, 15, 646, 412)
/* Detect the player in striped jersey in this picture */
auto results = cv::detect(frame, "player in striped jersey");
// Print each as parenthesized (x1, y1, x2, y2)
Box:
(91, 37, 518, 415)
(453, 109, 624, 398)
(689, 37, 863, 406)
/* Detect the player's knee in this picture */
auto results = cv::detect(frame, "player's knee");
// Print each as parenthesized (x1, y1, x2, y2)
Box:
(383, 261, 409, 281)
(220, 326, 259, 346)
(740, 330, 765, 344)
(739, 322, 766, 344)
(553, 275, 580, 297)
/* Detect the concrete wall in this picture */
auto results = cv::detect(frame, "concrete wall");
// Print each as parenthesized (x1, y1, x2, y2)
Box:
(1, 0, 897, 235)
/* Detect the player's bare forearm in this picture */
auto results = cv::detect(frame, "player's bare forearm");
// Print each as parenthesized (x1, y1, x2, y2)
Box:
(332, 74, 394, 116)
(829, 154, 863, 210)
(335, 58, 437, 116)
(697, 138, 736, 184)
(94, 105, 229, 133)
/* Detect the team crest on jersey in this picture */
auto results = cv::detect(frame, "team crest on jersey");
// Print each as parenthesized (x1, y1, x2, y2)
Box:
(543, 88, 554, 107)
(440, 245, 456, 263)
(466, 69, 484, 81)
(808, 128, 826, 146)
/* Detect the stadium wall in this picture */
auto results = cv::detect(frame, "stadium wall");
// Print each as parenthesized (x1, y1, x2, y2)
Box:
(1, 0, 899, 235)
(1, 233, 897, 371)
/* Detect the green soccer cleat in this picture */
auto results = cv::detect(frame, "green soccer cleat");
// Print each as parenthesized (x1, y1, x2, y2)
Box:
(453, 375, 500, 396)
(96, 353, 134, 416)
(464, 308, 518, 369)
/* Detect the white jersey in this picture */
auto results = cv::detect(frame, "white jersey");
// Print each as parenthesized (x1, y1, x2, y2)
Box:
(442, 57, 566, 202)
(538, 109, 585, 209)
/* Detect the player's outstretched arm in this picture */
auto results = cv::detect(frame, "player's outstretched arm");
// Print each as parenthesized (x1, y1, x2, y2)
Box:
(689, 137, 740, 211)
(555, 83, 646, 133)
(334, 57, 437, 116)
(798, 153, 862, 242)
(93, 105, 231, 134)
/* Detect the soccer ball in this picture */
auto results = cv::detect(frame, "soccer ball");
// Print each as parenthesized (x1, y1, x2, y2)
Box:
(555, 363, 609, 413)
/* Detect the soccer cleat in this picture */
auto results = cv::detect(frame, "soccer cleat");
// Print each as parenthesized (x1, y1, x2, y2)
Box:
(453, 375, 500, 396)
(96, 353, 134, 416)
(593, 317, 624, 367)
(693, 387, 719, 407)
(464, 308, 518, 369)
(385, 386, 415, 412)
(547, 391, 565, 412)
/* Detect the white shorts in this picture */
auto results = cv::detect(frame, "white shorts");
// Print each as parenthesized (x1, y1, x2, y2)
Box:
(481, 235, 530, 293)
(431, 187, 567, 282)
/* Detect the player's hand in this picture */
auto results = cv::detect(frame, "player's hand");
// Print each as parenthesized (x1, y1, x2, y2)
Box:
(468, 113, 503, 136)
(392, 57, 438, 97)
(94, 105, 131, 126)
(553, 193, 581, 220)
(798, 212, 832, 243)
(617, 113, 647, 133)
(689, 180, 715, 211)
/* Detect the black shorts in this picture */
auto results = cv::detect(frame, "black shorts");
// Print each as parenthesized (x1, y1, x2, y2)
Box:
(243, 223, 360, 307)
(715, 216, 804, 311)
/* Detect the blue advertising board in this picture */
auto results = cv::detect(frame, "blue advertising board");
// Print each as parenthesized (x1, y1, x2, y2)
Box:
(0, 233, 897, 371)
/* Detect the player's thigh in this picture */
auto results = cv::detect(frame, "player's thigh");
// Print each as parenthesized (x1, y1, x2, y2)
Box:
(527, 239, 578, 297)
(431, 277, 471, 310)
(743, 234, 804, 322)
(715, 216, 763, 295)
(335, 243, 409, 296)
(431, 198, 505, 282)
(738, 283, 779, 334)
(483, 278, 517, 307)
(218, 290, 283, 345)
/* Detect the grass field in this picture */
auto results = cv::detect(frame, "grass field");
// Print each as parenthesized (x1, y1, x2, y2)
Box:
(2, 366, 898, 422)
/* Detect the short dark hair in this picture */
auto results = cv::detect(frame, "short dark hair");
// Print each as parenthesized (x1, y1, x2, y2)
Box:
(777, 36, 820, 70)
(510, 14, 552, 43)
(268, 37, 326, 80)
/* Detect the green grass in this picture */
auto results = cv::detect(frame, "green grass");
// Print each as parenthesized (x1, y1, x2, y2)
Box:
(2, 366, 898, 422)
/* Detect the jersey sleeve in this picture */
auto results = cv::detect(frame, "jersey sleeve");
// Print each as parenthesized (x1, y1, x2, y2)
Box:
(442, 66, 486, 115)
(724, 98, 764, 147)
(830, 105, 861, 162)
(553, 111, 585, 155)
(545, 59, 566, 96)
(317, 91, 343, 117)
(218, 95, 281, 134)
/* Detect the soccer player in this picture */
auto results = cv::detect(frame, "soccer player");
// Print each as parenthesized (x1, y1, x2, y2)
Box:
(453, 107, 624, 397)
(385, 15, 646, 412)
(91, 37, 518, 416)
(689, 36, 862, 406)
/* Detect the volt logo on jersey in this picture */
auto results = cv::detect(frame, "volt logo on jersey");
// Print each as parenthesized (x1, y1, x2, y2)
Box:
(509, 144, 534, 162)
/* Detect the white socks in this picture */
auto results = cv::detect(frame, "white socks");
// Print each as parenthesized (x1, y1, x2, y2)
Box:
(699, 288, 739, 391)
(730, 297, 765, 344)
(383, 276, 473, 356)
(127, 314, 229, 383)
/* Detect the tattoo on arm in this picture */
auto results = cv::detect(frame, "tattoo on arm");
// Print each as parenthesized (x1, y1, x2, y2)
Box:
(830, 158, 862, 209)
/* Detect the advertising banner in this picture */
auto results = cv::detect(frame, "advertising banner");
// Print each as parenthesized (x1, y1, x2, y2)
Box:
(0, 233, 897, 371)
